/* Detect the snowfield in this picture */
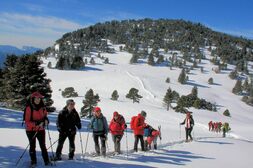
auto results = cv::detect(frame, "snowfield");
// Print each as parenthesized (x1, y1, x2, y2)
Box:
(1, 44, 253, 167)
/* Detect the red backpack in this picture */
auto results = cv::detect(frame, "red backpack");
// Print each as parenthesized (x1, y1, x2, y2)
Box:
(130, 116, 138, 130)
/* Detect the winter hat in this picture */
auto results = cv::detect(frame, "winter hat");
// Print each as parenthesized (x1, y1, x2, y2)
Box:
(66, 99, 75, 105)
(31, 92, 44, 98)
(94, 106, 101, 113)
(140, 110, 147, 117)
(113, 111, 119, 117)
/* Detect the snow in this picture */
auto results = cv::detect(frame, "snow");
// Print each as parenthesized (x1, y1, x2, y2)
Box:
(1, 45, 253, 167)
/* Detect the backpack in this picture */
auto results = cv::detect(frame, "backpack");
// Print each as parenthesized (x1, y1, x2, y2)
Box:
(130, 116, 138, 130)
(22, 105, 34, 126)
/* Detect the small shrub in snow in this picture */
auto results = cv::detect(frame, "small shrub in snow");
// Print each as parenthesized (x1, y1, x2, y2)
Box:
(62, 87, 78, 98)
(165, 77, 170, 83)
(223, 109, 231, 117)
(208, 78, 214, 84)
(111, 90, 119, 101)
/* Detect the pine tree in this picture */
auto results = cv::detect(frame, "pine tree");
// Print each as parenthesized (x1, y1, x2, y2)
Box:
(191, 86, 198, 98)
(90, 58, 96, 65)
(1, 54, 53, 109)
(80, 89, 100, 118)
(243, 78, 249, 93)
(178, 68, 187, 84)
(130, 52, 138, 64)
(163, 88, 173, 110)
(232, 80, 242, 95)
(104, 57, 109, 64)
(62, 87, 78, 98)
(111, 90, 119, 101)
(126, 88, 142, 103)
(147, 53, 155, 66)
(223, 109, 231, 117)
(47, 62, 52, 69)
(208, 77, 214, 84)
(165, 77, 170, 83)
(229, 70, 238, 80)
(156, 55, 164, 64)
(56, 56, 65, 70)
(71, 56, 85, 69)
(193, 98, 201, 109)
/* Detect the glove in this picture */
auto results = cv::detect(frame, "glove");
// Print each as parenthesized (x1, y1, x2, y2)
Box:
(44, 120, 49, 127)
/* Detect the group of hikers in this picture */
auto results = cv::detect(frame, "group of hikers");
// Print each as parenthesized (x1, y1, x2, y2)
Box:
(21, 91, 230, 166)
(208, 121, 231, 137)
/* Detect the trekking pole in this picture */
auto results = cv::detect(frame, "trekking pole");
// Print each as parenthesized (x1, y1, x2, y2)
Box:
(125, 129, 128, 159)
(179, 124, 181, 139)
(15, 131, 39, 167)
(106, 138, 110, 154)
(47, 125, 56, 166)
(46, 139, 59, 150)
(78, 129, 85, 161)
(84, 128, 90, 155)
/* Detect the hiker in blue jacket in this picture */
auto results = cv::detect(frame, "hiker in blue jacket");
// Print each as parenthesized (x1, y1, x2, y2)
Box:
(89, 107, 108, 156)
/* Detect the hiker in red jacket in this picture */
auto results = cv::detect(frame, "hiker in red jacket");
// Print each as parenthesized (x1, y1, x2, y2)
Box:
(24, 92, 50, 166)
(109, 111, 127, 154)
(144, 125, 161, 150)
(132, 111, 147, 152)
(208, 121, 213, 131)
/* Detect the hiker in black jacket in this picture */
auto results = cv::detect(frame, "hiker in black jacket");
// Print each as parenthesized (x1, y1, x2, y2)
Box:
(54, 99, 81, 160)
(180, 112, 194, 142)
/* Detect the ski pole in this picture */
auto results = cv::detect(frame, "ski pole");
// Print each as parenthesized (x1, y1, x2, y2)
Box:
(84, 128, 90, 155)
(16, 131, 39, 167)
(106, 138, 110, 153)
(78, 129, 85, 160)
(179, 124, 181, 139)
(46, 139, 59, 150)
(125, 128, 128, 159)
(47, 125, 56, 166)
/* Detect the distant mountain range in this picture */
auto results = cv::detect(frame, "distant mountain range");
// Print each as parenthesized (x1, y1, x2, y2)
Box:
(0, 45, 42, 67)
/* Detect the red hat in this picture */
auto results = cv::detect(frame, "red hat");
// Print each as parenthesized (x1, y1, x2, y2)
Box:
(93, 107, 101, 113)
(113, 111, 119, 117)
(31, 92, 44, 98)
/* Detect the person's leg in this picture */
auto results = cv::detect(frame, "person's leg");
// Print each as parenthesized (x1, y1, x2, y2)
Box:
(37, 130, 50, 164)
(185, 128, 189, 141)
(26, 131, 37, 164)
(115, 135, 122, 153)
(134, 135, 139, 152)
(189, 128, 193, 141)
(100, 134, 106, 156)
(153, 136, 158, 150)
(139, 135, 145, 151)
(93, 134, 100, 155)
(55, 132, 67, 160)
(68, 133, 76, 159)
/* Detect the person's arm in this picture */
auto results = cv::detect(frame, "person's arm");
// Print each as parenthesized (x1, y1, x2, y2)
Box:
(75, 111, 82, 129)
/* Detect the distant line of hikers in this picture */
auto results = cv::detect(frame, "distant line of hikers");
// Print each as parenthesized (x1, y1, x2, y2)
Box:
(22, 91, 230, 166)
(208, 121, 231, 137)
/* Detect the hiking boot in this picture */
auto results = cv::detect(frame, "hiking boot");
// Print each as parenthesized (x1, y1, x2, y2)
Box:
(44, 160, 52, 166)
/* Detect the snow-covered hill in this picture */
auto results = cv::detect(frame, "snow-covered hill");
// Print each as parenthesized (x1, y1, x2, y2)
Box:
(0, 44, 253, 168)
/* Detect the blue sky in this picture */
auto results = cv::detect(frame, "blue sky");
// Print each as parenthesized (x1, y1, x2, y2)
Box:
(0, 0, 252, 49)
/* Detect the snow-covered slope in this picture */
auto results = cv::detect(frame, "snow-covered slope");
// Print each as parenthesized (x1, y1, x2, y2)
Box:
(0, 44, 253, 167)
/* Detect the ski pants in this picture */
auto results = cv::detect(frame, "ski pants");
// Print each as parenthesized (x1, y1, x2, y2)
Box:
(185, 127, 193, 141)
(93, 134, 107, 155)
(26, 130, 49, 164)
(111, 134, 123, 153)
(55, 131, 76, 158)
(134, 135, 145, 152)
